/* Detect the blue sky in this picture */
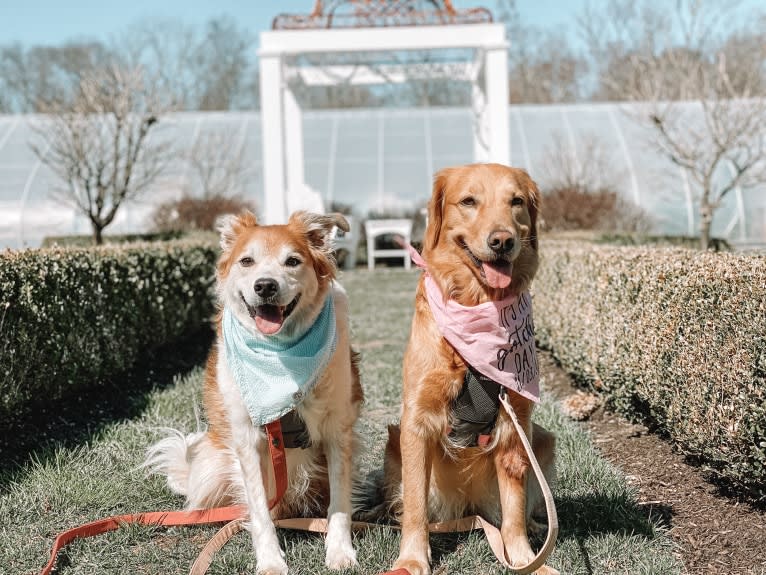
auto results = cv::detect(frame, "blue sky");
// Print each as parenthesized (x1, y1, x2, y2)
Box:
(0, 0, 585, 48)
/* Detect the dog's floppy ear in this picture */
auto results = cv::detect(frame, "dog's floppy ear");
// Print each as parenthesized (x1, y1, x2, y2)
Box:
(289, 211, 348, 252)
(217, 211, 258, 252)
(518, 170, 541, 251)
(425, 168, 452, 251)
(290, 211, 348, 282)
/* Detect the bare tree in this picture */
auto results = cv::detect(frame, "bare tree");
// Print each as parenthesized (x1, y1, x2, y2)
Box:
(188, 130, 250, 199)
(31, 65, 173, 244)
(118, 18, 200, 110)
(540, 132, 650, 232)
(195, 17, 254, 110)
(150, 129, 255, 233)
(580, 0, 766, 249)
(648, 95, 766, 250)
(0, 41, 111, 112)
(496, 0, 587, 103)
(541, 132, 624, 192)
(115, 16, 257, 111)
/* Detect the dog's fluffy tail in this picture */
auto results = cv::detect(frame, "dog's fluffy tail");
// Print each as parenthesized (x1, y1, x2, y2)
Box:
(144, 429, 238, 508)
(144, 428, 201, 497)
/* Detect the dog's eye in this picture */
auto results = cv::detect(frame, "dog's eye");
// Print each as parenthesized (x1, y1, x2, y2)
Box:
(239, 256, 254, 267)
(459, 196, 476, 207)
(511, 197, 524, 207)
(285, 256, 302, 267)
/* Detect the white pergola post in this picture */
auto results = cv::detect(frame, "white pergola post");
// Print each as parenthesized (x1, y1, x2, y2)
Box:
(471, 58, 489, 163)
(283, 86, 306, 204)
(485, 45, 510, 165)
(259, 53, 287, 224)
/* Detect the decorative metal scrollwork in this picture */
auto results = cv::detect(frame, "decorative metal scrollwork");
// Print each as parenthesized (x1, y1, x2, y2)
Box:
(273, 0, 492, 30)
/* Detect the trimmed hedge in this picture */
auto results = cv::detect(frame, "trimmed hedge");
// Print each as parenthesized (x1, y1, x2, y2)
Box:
(534, 240, 766, 501)
(41, 231, 184, 248)
(0, 241, 218, 420)
(596, 233, 732, 252)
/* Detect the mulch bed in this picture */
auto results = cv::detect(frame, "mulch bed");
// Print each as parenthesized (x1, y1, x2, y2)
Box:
(539, 351, 766, 575)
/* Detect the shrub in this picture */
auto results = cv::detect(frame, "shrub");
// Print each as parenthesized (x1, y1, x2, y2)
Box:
(534, 240, 766, 501)
(538, 131, 651, 234)
(541, 186, 651, 233)
(0, 240, 218, 420)
(596, 233, 732, 252)
(151, 194, 255, 233)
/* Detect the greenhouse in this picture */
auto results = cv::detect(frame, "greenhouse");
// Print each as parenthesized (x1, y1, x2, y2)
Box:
(0, 102, 764, 250)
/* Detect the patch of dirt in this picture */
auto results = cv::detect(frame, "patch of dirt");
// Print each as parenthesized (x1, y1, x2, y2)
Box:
(539, 351, 766, 575)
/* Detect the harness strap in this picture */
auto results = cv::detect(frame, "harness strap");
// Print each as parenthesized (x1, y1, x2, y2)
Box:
(278, 409, 312, 449)
(263, 419, 289, 507)
(448, 366, 503, 447)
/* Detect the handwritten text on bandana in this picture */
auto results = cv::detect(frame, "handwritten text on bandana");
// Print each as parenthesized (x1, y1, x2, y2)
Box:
(407, 245, 539, 403)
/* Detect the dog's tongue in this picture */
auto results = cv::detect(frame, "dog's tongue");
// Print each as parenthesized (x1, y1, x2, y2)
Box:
(254, 305, 284, 335)
(482, 261, 513, 289)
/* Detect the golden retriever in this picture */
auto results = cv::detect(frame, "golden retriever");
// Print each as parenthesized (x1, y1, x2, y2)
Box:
(385, 164, 557, 575)
(146, 211, 363, 574)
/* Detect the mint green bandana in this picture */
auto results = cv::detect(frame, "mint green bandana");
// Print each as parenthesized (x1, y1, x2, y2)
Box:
(223, 295, 337, 426)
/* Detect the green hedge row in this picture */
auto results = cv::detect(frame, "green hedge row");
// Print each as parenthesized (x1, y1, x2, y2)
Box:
(534, 240, 766, 501)
(40, 231, 184, 248)
(0, 241, 218, 420)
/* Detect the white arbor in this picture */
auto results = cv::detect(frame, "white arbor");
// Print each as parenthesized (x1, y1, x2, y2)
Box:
(258, 2, 509, 223)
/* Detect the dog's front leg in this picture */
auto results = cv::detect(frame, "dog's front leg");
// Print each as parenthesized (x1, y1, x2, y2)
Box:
(495, 424, 559, 575)
(495, 423, 557, 575)
(495, 439, 535, 567)
(234, 426, 288, 575)
(393, 407, 433, 575)
(324, 425, 357, 570)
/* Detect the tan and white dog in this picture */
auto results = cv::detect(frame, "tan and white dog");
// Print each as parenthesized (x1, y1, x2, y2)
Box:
(146, 210, 363, 574)
(384, 164, 557, 575)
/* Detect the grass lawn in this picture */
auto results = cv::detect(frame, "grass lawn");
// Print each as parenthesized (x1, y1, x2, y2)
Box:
(1, 269, 681, 575)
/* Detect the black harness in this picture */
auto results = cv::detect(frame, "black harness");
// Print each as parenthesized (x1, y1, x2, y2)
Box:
(271, 410, 312, 449)
(447, 366, 505, 448)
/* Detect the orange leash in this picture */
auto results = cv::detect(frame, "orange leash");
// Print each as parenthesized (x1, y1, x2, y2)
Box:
(38, 505, 247, 575)
(39, 402, 557, 575)
(189, 396, 558, 575)
(39, 421, 288, 575)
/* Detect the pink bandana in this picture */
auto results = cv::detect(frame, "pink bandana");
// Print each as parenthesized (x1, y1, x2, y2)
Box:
(407, 245, 540, 403)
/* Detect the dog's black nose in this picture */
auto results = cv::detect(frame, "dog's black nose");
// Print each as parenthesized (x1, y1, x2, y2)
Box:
(487, 230, 514, 255)
(253, 278, 278, 298)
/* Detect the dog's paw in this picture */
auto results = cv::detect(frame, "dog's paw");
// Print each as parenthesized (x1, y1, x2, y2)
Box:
(256, 552, 289, 575)
(504, 534, 536, 566)
(324, 512, 357, 570)
(392, 557, 431, 575)
(324, 529, 357, 570)
(324, 542, 357, 570)
(256, 557, 289, 575)
(503, 538, 559, 574)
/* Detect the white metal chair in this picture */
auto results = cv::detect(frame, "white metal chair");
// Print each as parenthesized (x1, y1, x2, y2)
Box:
(364, 218, 413, 270)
